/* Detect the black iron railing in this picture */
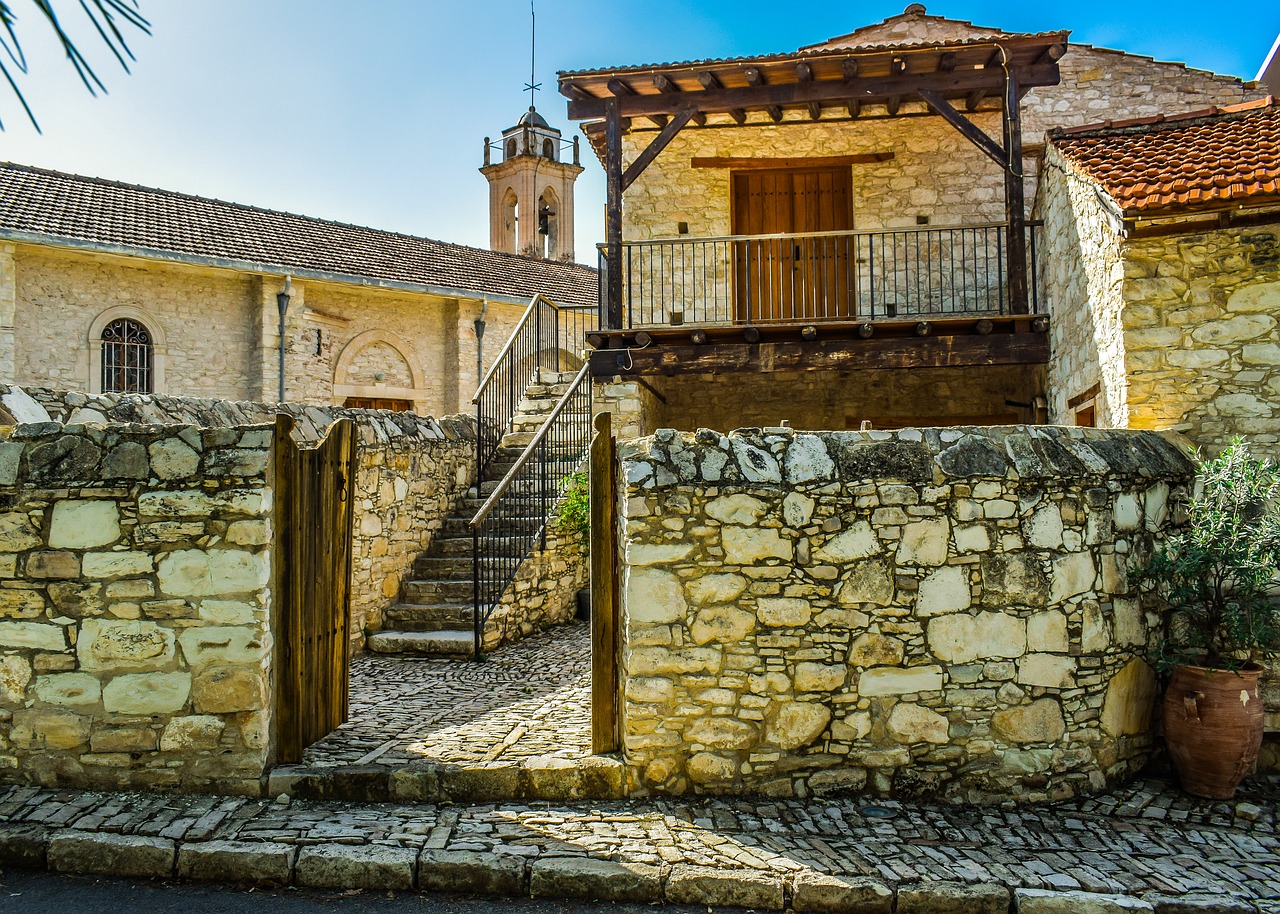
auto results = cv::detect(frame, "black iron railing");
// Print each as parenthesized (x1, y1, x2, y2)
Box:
(469, 363, 592, 658)
(473, 294, 594, 476)
(598, 222, 1040, 328)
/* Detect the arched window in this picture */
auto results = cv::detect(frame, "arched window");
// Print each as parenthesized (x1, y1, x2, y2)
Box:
(542, 137, 555, 160)
(505, 137, 517, 159)
(101, 318, 154, 393)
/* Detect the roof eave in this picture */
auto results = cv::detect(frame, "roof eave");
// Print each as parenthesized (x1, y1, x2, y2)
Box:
(0, 229, 537, 308)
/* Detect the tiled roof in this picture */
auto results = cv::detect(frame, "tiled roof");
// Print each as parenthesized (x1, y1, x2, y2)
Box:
(1049, 97, 1280, 215)
(557, 31, 1065, 80)
(0, 162, 599, 307)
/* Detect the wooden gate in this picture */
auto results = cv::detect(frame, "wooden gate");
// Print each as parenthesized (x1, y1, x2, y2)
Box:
(590, 411, 621, 753)
(275, 414, 357, 764)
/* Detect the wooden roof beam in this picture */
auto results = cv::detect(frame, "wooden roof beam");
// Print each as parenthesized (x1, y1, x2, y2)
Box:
(919, 87, 1008, 168)
(1035, 43, 1067, 65)
(622, 106, 697, 191)
(846, 98, 861, 118)
(744, 66, 783, 121)
(938, 51, 957, 72)
(965, 88, 987, 112)
(886, 95, 902, 115)
(567, 63, 1061, 120)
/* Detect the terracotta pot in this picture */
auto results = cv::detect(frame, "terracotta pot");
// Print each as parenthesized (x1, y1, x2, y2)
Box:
(1162, 663, 1265, 799)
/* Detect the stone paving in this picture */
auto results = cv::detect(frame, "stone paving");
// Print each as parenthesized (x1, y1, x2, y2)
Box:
(303, 622, 591, 769)
(1, 776, 1278, 911)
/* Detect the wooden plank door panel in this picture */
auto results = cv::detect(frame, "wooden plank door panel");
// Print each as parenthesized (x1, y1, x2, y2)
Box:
(275, 415, 356, 764)
(733, 167, 854, 324)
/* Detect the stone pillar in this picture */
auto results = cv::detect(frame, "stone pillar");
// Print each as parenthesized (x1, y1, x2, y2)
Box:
(0, 245, 16, 384)
(252, 276, 305, 403)
(439, 297, 460, 416)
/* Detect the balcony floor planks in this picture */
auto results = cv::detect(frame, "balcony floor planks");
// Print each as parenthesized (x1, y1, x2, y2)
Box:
(588, 328, 1048, 377)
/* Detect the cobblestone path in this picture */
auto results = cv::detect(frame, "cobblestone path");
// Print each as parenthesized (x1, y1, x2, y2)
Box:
(2, 776, 1278, 910)
(301, 622, 591, 768)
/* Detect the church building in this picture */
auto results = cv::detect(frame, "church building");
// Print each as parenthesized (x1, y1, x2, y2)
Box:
(0, 104, 592, 418)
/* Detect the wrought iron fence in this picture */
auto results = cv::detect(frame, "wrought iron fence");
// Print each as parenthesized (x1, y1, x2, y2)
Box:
(598, 222, 1040, 328)
(472, 294, 594, 476)
(470, 363, 592, 658)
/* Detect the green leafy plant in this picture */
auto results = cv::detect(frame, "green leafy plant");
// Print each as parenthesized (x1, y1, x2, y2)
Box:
(555, 470, 589, 540)
(1136, 439, 1280, 671)
(0, 0, 150, 130)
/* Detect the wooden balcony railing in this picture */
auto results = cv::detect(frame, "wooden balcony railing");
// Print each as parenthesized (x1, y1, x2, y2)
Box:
(598, 222, 1040, 329)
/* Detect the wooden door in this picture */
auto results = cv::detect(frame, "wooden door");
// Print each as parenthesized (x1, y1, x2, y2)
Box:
(275, 414, 357, 764)
(733, 167, 854, 323)
(343, 397, 413, 412)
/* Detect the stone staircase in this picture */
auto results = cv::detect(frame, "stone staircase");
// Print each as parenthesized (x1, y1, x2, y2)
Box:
(366, 370, 583, 657)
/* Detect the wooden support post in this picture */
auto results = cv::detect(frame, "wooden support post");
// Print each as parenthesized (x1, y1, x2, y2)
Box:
(1003, 65, 1029, 315)
(590, 411, 620, 753)
(605, 99, 624, 330)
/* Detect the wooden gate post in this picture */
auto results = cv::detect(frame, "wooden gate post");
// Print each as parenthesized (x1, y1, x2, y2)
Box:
(274, 415, 357, 764)
(590, 411, 621, 753)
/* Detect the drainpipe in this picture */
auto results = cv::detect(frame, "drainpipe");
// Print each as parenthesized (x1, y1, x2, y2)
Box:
(276, 276, 292, 402)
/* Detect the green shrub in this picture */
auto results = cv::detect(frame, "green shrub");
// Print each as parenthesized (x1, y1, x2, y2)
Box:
(556, 471, 589, 539)
(1137, 438, 1280, 670)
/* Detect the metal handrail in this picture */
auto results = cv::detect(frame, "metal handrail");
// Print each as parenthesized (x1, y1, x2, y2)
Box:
(473, 293, 543, 403)
(604, 220, 1044, 248)
(469, 362, 591, 530)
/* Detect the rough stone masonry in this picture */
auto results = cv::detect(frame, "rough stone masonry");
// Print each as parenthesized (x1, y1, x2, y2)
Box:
(619, 425, 1196, 802)
(0, 419, 275, 794)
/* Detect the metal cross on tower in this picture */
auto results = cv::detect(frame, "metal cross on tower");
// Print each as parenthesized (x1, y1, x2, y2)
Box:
(523, 1, 541, 109)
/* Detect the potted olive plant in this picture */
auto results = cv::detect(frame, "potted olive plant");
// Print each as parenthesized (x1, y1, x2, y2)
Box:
(1138, 439, 1280, 798)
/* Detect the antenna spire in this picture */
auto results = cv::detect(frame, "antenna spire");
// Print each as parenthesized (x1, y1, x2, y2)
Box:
(523, 1, 541, 110)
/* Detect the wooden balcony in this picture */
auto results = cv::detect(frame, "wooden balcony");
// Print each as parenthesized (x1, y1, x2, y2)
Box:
(586, 222, 1049, 378)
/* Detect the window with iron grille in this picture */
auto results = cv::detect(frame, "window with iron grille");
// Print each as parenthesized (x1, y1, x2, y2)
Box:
(101, 318, 154, 393)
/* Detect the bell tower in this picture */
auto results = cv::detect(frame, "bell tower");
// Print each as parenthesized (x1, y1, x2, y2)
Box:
(481, 107, 583, 261)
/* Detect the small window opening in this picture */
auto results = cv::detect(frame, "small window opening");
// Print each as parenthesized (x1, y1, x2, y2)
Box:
(916, 214, 930, 225)
(101, 318, 154, 394)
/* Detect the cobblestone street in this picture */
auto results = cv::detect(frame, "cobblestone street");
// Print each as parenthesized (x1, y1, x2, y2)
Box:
(302, 622, 591, 769)
(1, 776, 1278, 910)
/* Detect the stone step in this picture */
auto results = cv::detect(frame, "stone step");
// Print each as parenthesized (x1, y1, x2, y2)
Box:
(434, 535, 540, 557)
(267, 754, 625, 804)
(412, 553, 518, 578)
(403, 578, 474, 603)
(365, 629, 474, 657)
(383, 603, 473, 631)
(437, 516, 542, 540)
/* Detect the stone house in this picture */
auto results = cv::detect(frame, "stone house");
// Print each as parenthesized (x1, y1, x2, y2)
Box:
(1038, 98, 1280, 454)
(0, 162, 597, 417)
(556, 4, 1264, 444)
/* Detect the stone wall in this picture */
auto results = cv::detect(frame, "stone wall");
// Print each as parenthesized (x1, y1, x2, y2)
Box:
(617, 425, 1194, 802)
(1037, 145, 1128, 427)
(1037, 149, 1280, 455)
(0, 420, 274, 794)
(0, 387, 479, 648)
(483, 522, 588, 651)
(0, 243, 522, 419)
(1118, 230, 1280, 457)
(601, 366, 1045, 434)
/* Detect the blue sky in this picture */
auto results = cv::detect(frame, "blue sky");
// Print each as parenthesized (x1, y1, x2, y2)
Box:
(0, 1, 1276, 263)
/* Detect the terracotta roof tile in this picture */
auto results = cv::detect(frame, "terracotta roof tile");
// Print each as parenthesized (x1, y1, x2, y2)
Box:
(0, 162, 599, 307)
(1049, 97, 1280, 215)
